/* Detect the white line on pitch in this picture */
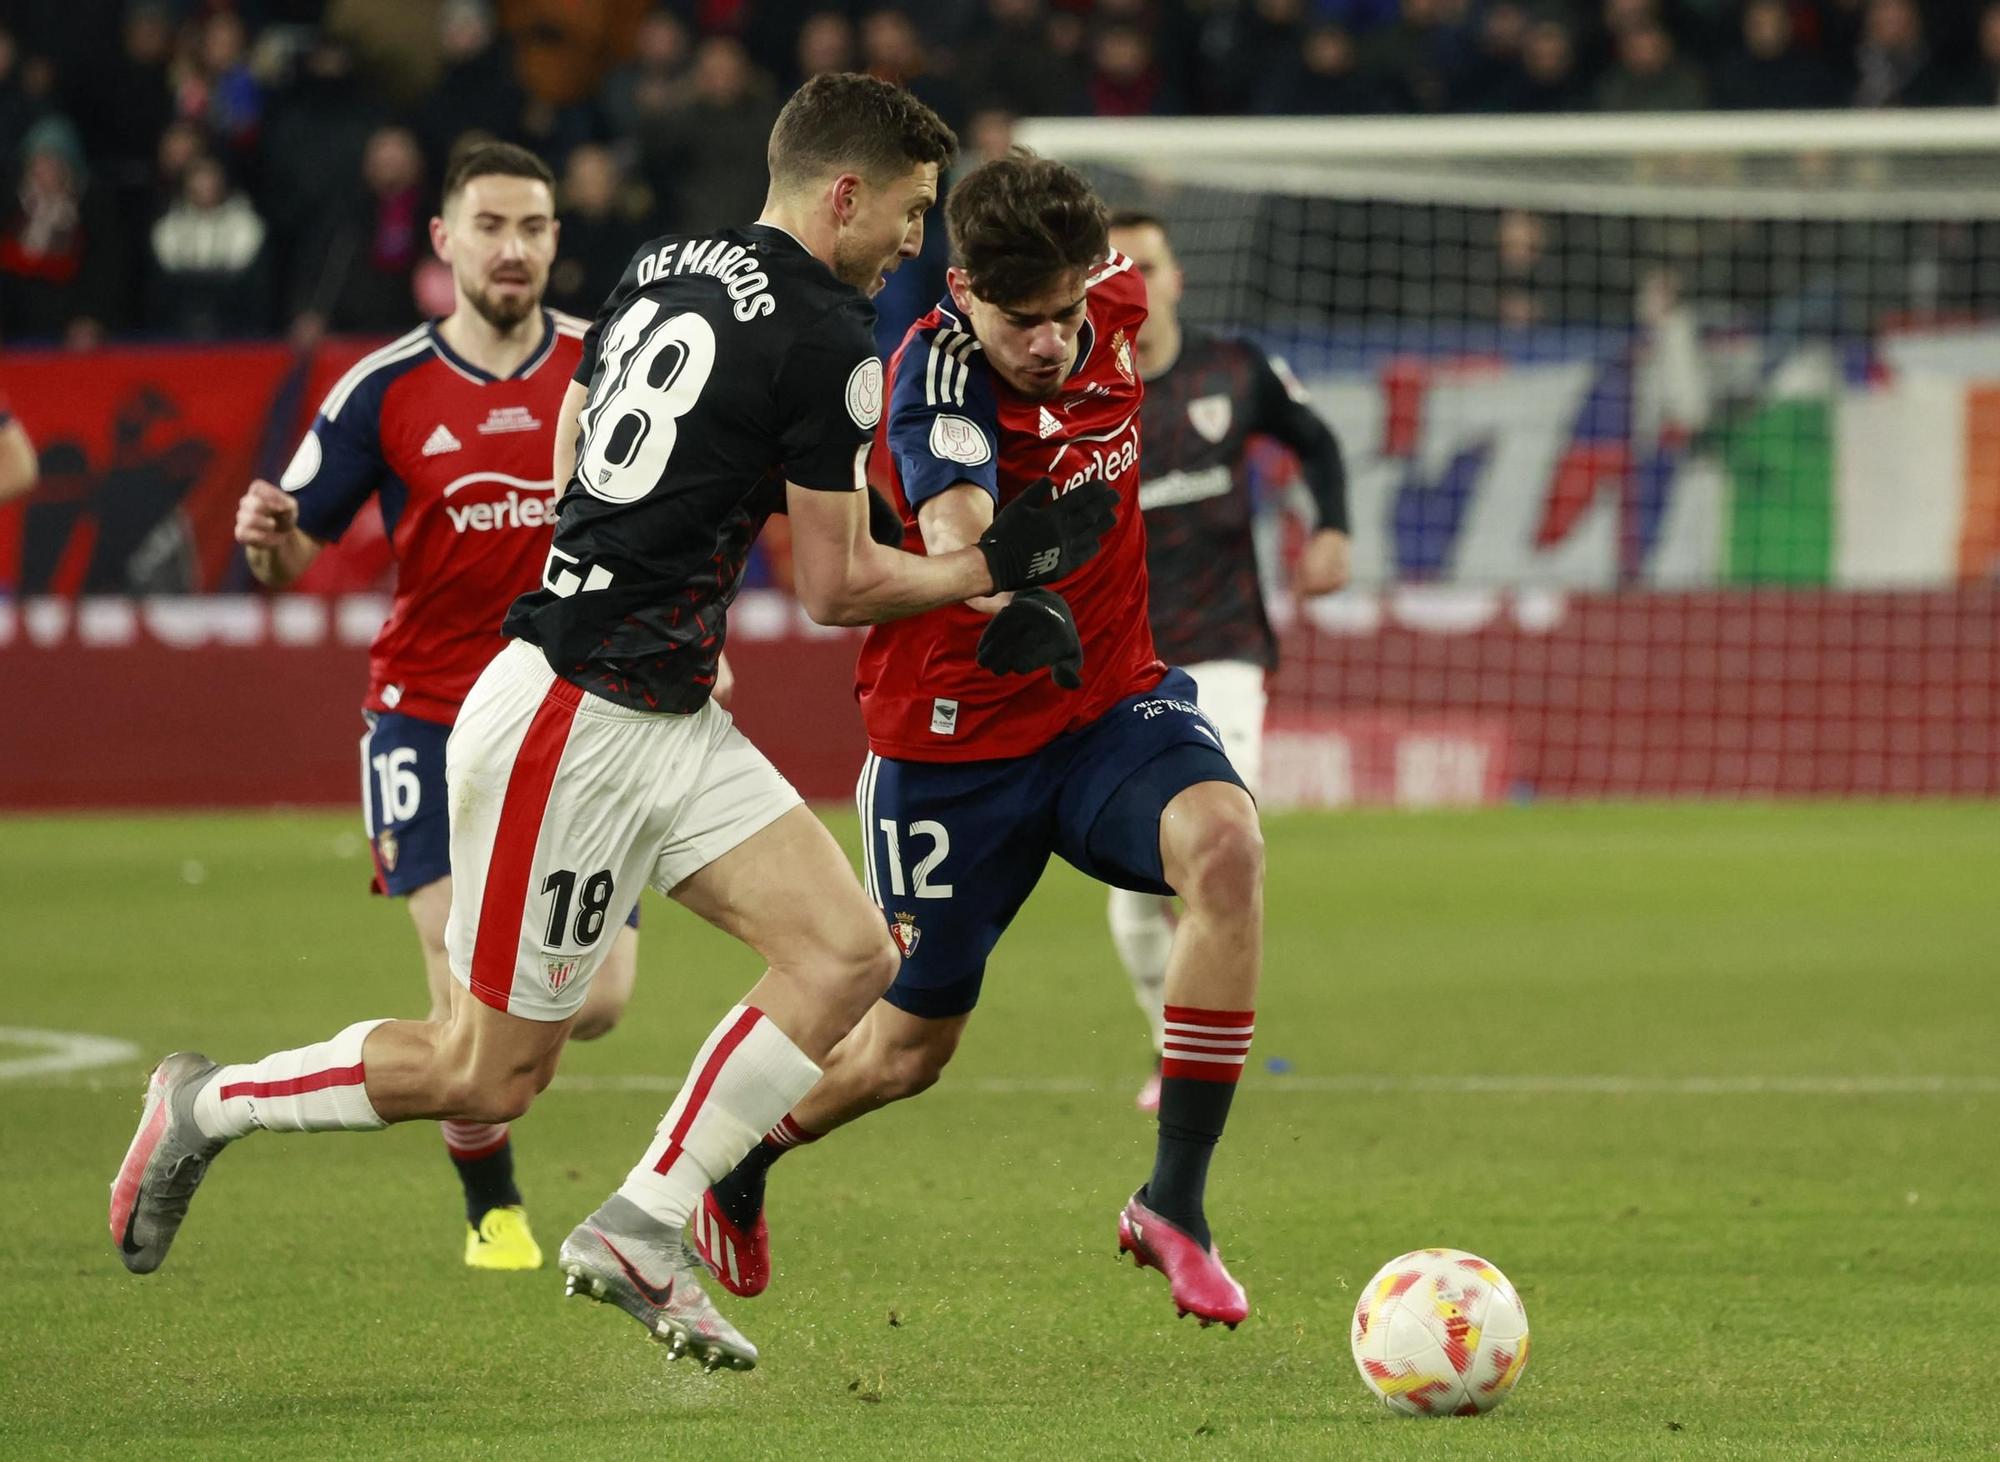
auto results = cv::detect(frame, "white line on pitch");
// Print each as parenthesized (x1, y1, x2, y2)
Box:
(0, 1027, 141, 1082)
(549, 1072, 2000, 1098)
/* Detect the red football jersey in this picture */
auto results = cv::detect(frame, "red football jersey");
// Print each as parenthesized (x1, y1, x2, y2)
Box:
(858, 251, 1164, 761)
(283, 311, 587, 724)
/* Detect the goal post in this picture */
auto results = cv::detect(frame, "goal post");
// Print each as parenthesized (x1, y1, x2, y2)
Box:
(1018, 111, 2000, 801)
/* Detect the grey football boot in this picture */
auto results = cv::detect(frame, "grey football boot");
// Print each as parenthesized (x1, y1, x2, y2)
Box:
(559, 1195, 759, 1371)
(109, 1052, 228, 1274)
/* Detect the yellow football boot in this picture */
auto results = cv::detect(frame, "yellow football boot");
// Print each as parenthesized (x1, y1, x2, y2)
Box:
(465, 1205, 544, 1271)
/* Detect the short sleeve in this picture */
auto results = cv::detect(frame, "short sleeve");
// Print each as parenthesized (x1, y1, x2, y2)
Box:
(283, 387, 387, 544)
(884, 324, 1001, 510)
(775, 300, 879, 493)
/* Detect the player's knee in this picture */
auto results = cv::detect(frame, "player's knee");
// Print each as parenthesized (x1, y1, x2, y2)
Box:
(1178, 803, 1264, 914)
(871, 1030, 955, 1102)
(826, 921, 901, 1008)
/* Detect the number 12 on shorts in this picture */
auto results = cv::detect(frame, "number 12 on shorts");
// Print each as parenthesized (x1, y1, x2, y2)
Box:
(877, 819, 953, 899)
(542, 867, 614, 949)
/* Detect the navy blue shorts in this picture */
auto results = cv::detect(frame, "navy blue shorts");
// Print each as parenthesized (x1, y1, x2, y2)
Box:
(361, 710, 640, 926)
(857, 668, 1245, 1020)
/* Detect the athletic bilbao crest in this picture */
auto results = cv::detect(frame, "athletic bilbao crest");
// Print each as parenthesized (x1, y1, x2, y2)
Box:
(545, 956, 579, 993)
(1187, 393, 1232, 444)
(1112, 328, 1135, 384)
(890, 911, 921, 958)
(376, 829, 399, 872)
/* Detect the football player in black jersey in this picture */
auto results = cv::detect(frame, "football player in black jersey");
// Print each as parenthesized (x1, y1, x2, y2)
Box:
(1104, 211, 1353, 1113)
(110, 76, 1117, 1374)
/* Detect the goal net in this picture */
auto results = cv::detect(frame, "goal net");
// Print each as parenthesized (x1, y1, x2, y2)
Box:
(1019, 111, 2000, 804)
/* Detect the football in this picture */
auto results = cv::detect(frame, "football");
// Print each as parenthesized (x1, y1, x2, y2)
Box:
(1350, 1248, 1532, 1417)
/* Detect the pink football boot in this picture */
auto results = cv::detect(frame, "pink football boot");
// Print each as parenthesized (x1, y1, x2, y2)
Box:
(1117, 1190, 1248, 1328)
(689, 1187, 771, 1299)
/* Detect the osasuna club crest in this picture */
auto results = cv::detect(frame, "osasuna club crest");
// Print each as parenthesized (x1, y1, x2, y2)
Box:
(376, 829, 399, 872)
(1187, 393, 1232, 444)
(890, 911, 921, 957)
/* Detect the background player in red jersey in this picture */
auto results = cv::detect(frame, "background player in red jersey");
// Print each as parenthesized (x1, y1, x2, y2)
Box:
(692, 154, 1267, 1329)
(1104, 210, 1353, 1114)
(230, 142, 638, 1272)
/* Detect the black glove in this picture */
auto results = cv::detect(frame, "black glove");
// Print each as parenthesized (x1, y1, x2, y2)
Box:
(866, 485, 906, 548)
(975, 477, 1117, 591)
(975, 588, 1083, 689)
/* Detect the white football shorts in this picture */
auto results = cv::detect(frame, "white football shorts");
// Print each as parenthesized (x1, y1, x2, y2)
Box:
(1181, 658, 1268, 795)
(444, 639, 801, 1021)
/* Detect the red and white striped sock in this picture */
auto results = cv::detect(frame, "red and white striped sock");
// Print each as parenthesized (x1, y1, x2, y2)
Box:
(616, 1005, 822, 1230)
(191, 1019, 390, 1139)
(441, 1121, 510, 1161)
(1161, 1004, 1255, 1083)
(761, 1113, 820, 1154)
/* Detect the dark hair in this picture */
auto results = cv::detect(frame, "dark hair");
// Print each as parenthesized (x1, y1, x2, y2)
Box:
(442, 140, 555, 208)
(946, 150, 1107, 307)
(1107, 208, 1169, 237)
(768, 72, 958, 191)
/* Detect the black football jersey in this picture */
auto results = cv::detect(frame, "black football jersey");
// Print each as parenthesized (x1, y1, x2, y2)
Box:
(504, 224, 879, 712)
(1137, 332, 1346, 670)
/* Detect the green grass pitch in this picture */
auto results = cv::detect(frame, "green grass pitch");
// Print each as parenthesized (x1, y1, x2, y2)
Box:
(3, 803, 1997, 1459)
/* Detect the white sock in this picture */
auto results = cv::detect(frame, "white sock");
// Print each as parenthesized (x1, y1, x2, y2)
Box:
(1108, 888, 1174, 1054)
(192, 1019, 390, 1139)
(616, 1005, 821, 1230)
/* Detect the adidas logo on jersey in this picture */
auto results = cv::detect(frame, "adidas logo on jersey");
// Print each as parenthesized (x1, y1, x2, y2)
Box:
(421, 424, 462, 457)
(1037, 406, 1062, 439)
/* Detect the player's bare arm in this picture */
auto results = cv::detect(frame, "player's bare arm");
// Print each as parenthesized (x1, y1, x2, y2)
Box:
(1294, 527, 1351, 596)
(0, 415, 37, 503)
(234, 478, 323, 588)
(916, 481, 1010, 614)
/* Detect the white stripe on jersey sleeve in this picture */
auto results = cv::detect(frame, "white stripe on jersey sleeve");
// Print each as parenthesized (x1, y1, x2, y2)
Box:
(321, 326, 431, 422)
(550, 309, 590, 338)
(1086, 249, 1134, 287)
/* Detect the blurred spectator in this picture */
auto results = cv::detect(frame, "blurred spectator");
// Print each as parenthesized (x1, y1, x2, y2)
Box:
(261, 38, 383, 305)
(1477, 208, 1559, 327)
(1714, 0, 1841, 111)
(0, 397, 35, 504)
(0, 117, 122, 347)
(547, 143, 655, 318)
(147, 156, 268, 338)
(962, 0, 1086, 116)
(602, 9, 693, 141)
(1511, 20, 1586, 111)
(0, 28, 37, 165)
(637, 38, 777, 235)
(1456, 1, 1531, 113)
(1224, 0, 1308, 114)
(1269, 25, 1392, 114)
(1594, 22, 1708, 111)
(176, 12, 265, 162)
(795, 11, 856, 84)
(1968, 2, 2000, 105)
(328, 0, 449, 103)
(499, 0, 647, 108)
(961, 107, 1019, 170)
(862, 9, 964, 135)
(418, 0, 528, 169)
(1852, 0, 1953, 108)
(293, 125, 427, 336)
(1364, 0, 1474, 113)
(1089, 24, 1179, 117)
(76, 5, 175, 185)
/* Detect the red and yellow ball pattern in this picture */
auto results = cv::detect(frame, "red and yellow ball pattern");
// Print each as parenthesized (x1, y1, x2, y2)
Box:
(1350, 1247, 1531, 1417)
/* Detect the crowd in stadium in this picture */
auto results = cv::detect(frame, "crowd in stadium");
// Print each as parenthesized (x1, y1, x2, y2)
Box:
(2, 0, 1998, 348)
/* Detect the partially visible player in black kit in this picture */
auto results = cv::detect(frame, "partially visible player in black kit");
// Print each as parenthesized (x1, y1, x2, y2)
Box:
(110, 75, 1117, 1374)
(1104, 211, 1354, 1113)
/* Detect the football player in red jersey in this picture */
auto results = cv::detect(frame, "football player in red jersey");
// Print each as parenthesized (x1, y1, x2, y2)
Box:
(693, 154, 1265, 1329)
(230, 142, 639, 1272)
